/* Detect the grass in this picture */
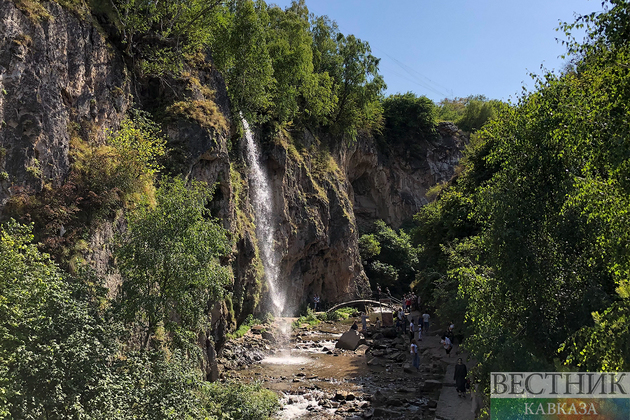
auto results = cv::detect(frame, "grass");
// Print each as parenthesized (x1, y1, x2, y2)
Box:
(292, 307, 320, 329)
(167, 99, 228, 133)
(317, 307, 356, 322)
(226, 314, 269, 340)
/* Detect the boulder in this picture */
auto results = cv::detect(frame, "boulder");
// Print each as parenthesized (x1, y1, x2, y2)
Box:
(420, 380, 443, 391)
(335, 329, 365, 350)
(261, 331, 276, 342)
(382, 328, 398, 339)
(355, 344, 370, 355)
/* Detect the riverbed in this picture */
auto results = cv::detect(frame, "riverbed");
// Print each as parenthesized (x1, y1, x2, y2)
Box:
(217, 314, 475, 419)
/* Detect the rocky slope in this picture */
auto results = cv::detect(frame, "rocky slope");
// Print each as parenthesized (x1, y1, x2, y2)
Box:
(0, 0, 466, 345)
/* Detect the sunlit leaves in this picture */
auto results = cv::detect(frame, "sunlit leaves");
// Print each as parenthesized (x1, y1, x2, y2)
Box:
(410, 0, 630, 384)
(116, 178, 232, 348)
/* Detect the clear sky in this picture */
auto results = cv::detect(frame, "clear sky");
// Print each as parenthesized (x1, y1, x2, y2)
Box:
(269, 0, 603, 103)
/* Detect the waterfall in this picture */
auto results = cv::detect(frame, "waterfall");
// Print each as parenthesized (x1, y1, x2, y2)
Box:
(242, 117, 286, 315)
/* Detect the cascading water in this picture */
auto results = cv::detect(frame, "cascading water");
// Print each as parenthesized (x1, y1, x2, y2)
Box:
(242, 117, 286, 316)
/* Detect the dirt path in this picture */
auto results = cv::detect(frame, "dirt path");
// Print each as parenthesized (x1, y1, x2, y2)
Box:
(433, 347, 476, 419)
(417, 321, 478, 420)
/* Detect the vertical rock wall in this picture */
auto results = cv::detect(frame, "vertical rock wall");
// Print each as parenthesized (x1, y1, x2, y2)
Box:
(344, 122, 467, 231)
(0, 0, 129, 205)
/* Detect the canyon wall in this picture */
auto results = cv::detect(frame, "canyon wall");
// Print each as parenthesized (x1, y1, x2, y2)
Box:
(0, 0, 466, 329)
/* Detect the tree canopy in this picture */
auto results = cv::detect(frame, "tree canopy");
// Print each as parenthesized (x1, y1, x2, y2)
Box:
(116, 178, 232, 348)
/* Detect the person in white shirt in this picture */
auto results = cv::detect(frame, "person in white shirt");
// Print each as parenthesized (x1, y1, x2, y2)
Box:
(441, 335, 453, 357)
(410, 339, 419, 370)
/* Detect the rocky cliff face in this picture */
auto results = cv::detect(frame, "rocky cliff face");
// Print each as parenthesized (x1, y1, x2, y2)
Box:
(0, 0, 130, 202)
(344, 122, 467, 231)
(0, 0, 465, 327)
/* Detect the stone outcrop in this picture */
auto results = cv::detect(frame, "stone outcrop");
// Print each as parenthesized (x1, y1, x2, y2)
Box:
(335, 329, 365, 350)
(251, 130, 369, 313)
(344, 122, 467, 231)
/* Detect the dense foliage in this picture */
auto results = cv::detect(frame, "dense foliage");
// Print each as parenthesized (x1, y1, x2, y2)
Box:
(212, 0, 385, 136)
(2, 111, 166, 268)
(379, 92, 438, 159)
(0, 217, 276, 419)
(103, 0, 386, 137)
(436, 95, 503, 133)
(410, 0, 630, 393)
(0, 111, 274, 419)
(359, 220, 419, 296)
(116, 178, 232, 349)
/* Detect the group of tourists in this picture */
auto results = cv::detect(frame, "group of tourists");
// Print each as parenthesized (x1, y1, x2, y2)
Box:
(361, 287, 479, 416)
(402, 292, 422, 312)
(401, 308, 431, 371)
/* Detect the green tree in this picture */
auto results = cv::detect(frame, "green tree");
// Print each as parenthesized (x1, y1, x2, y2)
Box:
(112, 0, 225, 76)
(380, 92, 438, 159)
(361, 220, 418, 295)
(358, 233, 381, 259)
(332, 33, 385, 137)
(0, 220, 119, 418)
(212, 0, 274, 121)
(116, 178, 232, 348)
(407, 0, 630, 388)
(264, 1, 314, 123)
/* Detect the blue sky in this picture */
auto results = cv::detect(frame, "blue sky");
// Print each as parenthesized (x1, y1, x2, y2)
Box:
(269, 0, 602, 103)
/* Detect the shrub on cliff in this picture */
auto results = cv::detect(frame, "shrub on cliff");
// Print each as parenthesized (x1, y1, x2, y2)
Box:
(380, 92, 438, 158)
(436, 95, 504, 133)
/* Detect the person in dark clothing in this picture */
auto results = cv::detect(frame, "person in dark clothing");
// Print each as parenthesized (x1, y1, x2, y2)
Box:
(454, 358, 468, 397)
(350, 320, 358, 331)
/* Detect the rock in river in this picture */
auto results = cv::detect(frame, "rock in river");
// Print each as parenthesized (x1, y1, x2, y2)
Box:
(335, 330, 365, 350)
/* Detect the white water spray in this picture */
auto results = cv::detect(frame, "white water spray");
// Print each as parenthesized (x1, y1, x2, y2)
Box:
(242, 117, 286, 315)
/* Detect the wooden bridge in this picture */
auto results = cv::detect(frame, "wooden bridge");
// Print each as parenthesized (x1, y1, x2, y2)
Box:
(326, 299, 397, 313)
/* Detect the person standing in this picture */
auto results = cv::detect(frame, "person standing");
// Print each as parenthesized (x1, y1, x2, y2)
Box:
(313, 294, 320, 311)
(410, 339, 420, 371)
(447, 321, 455, 344)
(361, 312, 368, 331)
(441, 335, 453, 357)
(422, 311, 430, 334)
(409, 319, 415, 342)
(454, 358, 468, 397)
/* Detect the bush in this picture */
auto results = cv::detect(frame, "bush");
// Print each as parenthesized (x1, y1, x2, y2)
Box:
(200, 381, 280, 420)
(317, 307, 355, 322)
(292, 307, 320, 329)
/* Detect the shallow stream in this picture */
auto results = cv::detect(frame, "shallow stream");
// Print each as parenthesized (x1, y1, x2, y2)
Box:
(226, 318, 425, 419)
